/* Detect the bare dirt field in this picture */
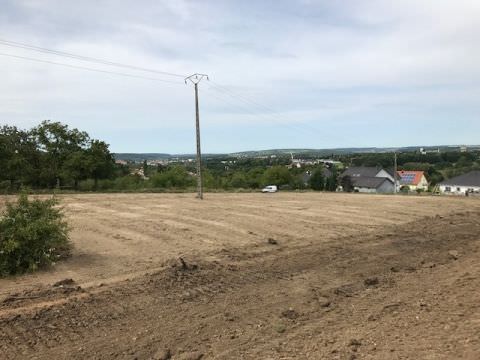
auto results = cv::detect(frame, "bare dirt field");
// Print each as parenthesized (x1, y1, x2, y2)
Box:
(1, 193, 480, 359)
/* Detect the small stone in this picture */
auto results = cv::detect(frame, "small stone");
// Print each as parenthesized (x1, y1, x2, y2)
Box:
(53, 278, 75, 287)
(267, 238, 278, 245)
(275, 324, 286, 333)
(281, 308, 299, 319)
(448, 250, 460, 260)
(318, 297, 331, 308)
(349, 339, 362, 347)
(152, 349, 171, 360)
(177, 351, 204, 360)
(364, 277, 379, 287)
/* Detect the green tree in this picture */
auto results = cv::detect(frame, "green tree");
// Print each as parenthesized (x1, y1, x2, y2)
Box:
(309, 168, 325, 191)
(142, 160, 148, 178)
(150, 165, 194, 188)
(62, 150, 90, 190)
(340, 175, 353, 192)
(33, 121, 89, 188)
(325, 167, 338, 191)
(262, 166, 292, 186)
(0, 126, 38, 189)
(202, 169, 218, 189)
(246, 168, 264, 188)
(230, 171, 248, 188)
(86, 140, 115, 189)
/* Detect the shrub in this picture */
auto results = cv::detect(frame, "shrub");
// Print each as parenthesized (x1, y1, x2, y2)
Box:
(150, 166, 195, 189)
(113, 175, 144, 190)
(0, 193, 70, 276)
(78, 179, 95, 191)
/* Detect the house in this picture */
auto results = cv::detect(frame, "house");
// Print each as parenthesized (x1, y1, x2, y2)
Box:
(342, 166, 395, 183)
(438, 171, 480, 195)
(397, 170, 429, 191)
(350, 176, 395, 194)
(340, 166, 395, 193)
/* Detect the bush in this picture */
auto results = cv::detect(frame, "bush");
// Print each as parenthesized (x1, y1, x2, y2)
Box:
(0, 193, 70, 276)
(113, 175, 144, 190)
(149, 166, 195, 189)
(78, 179, 95, 191)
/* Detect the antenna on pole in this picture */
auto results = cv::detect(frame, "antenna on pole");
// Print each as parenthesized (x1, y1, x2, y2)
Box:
(185, 73, 209, 200)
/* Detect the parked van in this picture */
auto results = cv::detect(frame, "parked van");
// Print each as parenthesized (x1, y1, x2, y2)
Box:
(261, 185, 278, 193)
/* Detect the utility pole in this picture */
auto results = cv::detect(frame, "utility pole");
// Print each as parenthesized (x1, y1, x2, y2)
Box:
(394, 152, 398, 194)
(185, 73, 209, 199)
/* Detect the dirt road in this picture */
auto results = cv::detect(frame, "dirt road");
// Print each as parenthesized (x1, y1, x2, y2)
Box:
(1, 193, 479, 359)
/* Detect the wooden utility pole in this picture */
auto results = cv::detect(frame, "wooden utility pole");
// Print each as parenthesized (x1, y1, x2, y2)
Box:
(394, 152, 398, 194)
(185, 73, 209, 199)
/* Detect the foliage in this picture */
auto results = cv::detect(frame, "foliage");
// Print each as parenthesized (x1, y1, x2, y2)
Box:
(2, 121, 479, 193)
(262, 166, 292, 186)
(340, 175, 353, 192)
(309, 168, 325, 191)
(149, 166, 195, 189)
(0, 121, 115, 190)
(325, 167, 338, 191)
(0, 193, 70, 276)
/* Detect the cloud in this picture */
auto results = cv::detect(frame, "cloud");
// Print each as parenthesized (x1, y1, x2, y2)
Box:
(0, 0, 479, 152)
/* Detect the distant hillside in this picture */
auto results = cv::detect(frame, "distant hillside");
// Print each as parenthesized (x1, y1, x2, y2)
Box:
(114, 153, 172, 162)
(230, 146, 474, 157)
(115, 145, 480, 162)
(114, 152, 225, 162)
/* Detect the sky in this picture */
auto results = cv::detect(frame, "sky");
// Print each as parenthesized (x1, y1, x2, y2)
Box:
(1, 0, 479, 153)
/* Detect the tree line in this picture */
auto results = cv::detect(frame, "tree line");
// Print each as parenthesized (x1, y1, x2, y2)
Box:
(5, 121, 475, 193)
(1, 121, 339, 192)
(0, 121, 114, 190)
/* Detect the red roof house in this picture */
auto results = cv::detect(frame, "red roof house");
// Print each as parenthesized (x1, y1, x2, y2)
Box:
(397, 170, 429, 191)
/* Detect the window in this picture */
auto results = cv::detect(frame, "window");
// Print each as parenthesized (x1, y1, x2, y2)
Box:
(457, 187, 461, 192)
(445, 187, 451, 192)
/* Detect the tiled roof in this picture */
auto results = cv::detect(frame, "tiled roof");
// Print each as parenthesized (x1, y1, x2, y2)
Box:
(342, 167, 381, 178)
(439, 171, 480, 187)
(397, 170, 425, 185)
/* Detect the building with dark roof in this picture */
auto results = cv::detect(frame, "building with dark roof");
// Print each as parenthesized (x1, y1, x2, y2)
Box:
(350, 176, 394, 194)
(438, 171, 480, 195)
(340, 166, 395, 193)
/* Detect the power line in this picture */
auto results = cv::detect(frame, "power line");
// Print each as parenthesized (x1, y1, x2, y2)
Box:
(0, 52, 184, 84)
(203, 86, 318, 136)
(0, 38, 186, 78)
(0, 38, 346, 146)
(208, 80, 322, 133)
(207, 80, 349, 145)
(205, 84, 320, 136)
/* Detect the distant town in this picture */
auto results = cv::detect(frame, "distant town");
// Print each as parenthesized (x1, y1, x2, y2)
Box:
(113, 144, 480, 196)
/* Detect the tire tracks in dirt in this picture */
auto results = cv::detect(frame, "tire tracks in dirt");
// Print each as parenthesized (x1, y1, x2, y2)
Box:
(1, 210, 480, 359)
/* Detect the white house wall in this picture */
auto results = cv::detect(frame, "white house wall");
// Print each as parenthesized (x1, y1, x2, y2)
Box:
(355, 181, 394, 194)
(376, 169, 394, 182)
(355, 187, 377, 194)
(439, 185, 480, 195)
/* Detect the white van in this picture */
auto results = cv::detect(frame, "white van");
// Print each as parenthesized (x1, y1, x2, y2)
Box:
(262, 185, 278, 193)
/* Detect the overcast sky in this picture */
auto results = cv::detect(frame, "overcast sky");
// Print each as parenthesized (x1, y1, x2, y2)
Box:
(1, 0, 479, 153)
